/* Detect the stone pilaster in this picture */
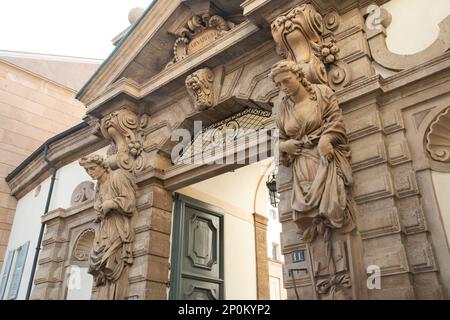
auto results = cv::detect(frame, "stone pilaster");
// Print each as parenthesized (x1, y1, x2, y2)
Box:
(31, 209, 69, 300)
(253, 213, 270, 300)
(127, 181, 173, 300)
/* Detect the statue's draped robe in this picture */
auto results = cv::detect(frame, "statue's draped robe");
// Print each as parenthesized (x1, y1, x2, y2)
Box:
(89, 170, 136, 300)
(276, 84, 356, 242)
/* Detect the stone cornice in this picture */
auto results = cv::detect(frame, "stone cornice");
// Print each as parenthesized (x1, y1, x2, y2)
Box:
(7, 123, 107, 199)
(42, 200, 94, 224)
(338, 51, 450, 107)
(242, 0, 390, 27)
(85, 20, 260, 115)
(77, 0, 182, 104)
(78, 0, 392, 107)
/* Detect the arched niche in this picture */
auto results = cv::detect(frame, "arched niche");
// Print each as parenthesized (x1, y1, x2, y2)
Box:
(425, 106, 450, 173)
(71, 228, 95, 264)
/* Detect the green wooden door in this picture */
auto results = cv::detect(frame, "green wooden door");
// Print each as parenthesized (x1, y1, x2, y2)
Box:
(170, 194, 224, 300)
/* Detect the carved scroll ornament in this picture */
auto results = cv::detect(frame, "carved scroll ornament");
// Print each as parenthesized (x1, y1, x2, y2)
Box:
(70, 181, 95, 206)
(426, 106, 450, 162)
(168, 14, 234, 66)
(271, 4, 327, 84)
(100, 109, 149, 174)
(367, 10, 450, 71)
(185, 67, 214, 111)
(271, 4, 352, 90)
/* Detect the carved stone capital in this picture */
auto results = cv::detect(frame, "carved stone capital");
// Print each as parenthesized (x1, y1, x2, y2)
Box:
(100, 109, 150, 174)
(271, 4, 350, 88)
(185, 67, 214, 111)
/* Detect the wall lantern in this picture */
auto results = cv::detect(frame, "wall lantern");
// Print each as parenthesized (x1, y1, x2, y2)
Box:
(266, 170, 279, 208)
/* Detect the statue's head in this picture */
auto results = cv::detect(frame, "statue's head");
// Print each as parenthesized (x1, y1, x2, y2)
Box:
(269, 60, 316, 101)
(79, 154, 110, 181)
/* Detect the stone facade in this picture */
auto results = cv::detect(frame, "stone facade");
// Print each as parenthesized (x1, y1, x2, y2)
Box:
(3, 0, 450, 300)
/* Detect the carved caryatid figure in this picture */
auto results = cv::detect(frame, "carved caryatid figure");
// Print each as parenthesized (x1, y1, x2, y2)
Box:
(270, 60, 357, 244)
(79, 154, 136, 300)
(270, 3, 366, 300)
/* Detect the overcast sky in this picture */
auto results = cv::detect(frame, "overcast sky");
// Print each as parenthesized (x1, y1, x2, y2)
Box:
(0, 0, 154, 60)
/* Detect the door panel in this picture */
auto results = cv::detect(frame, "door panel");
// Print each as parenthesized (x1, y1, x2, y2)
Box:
(170, 195, 224, 300)
(182, 279, 220, 300)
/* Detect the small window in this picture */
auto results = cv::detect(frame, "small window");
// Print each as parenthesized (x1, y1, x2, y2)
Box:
(292, 250, 305, 263)
(34, 185, 41, 197)
(269, 208, 277, 220)
(272, 242, 280, 261)
(0, 241, 29, 300)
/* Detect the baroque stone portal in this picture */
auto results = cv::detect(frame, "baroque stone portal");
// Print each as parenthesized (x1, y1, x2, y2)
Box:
(79, 154, 136, 300)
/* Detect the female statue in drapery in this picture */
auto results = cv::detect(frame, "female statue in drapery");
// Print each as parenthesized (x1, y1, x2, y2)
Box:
(79, 154, 136, 300)
(270, 60, 357, 243)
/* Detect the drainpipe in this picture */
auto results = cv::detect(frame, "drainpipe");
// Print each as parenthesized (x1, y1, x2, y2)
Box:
(25, 143, 57, 300)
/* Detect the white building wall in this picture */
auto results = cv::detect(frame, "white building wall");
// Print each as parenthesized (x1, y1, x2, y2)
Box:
(0, 146, 107, 300)
(382, 0, 450, 55)
(65, 266, 94, 300)
(224, 214, 257, 299)
(268, 260, 287, 300)
(431, 171, 450, 248)
(1, 173, 50, 300)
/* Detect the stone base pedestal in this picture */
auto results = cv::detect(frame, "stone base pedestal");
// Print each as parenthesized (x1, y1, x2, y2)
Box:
(306, 228, 368, 300)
